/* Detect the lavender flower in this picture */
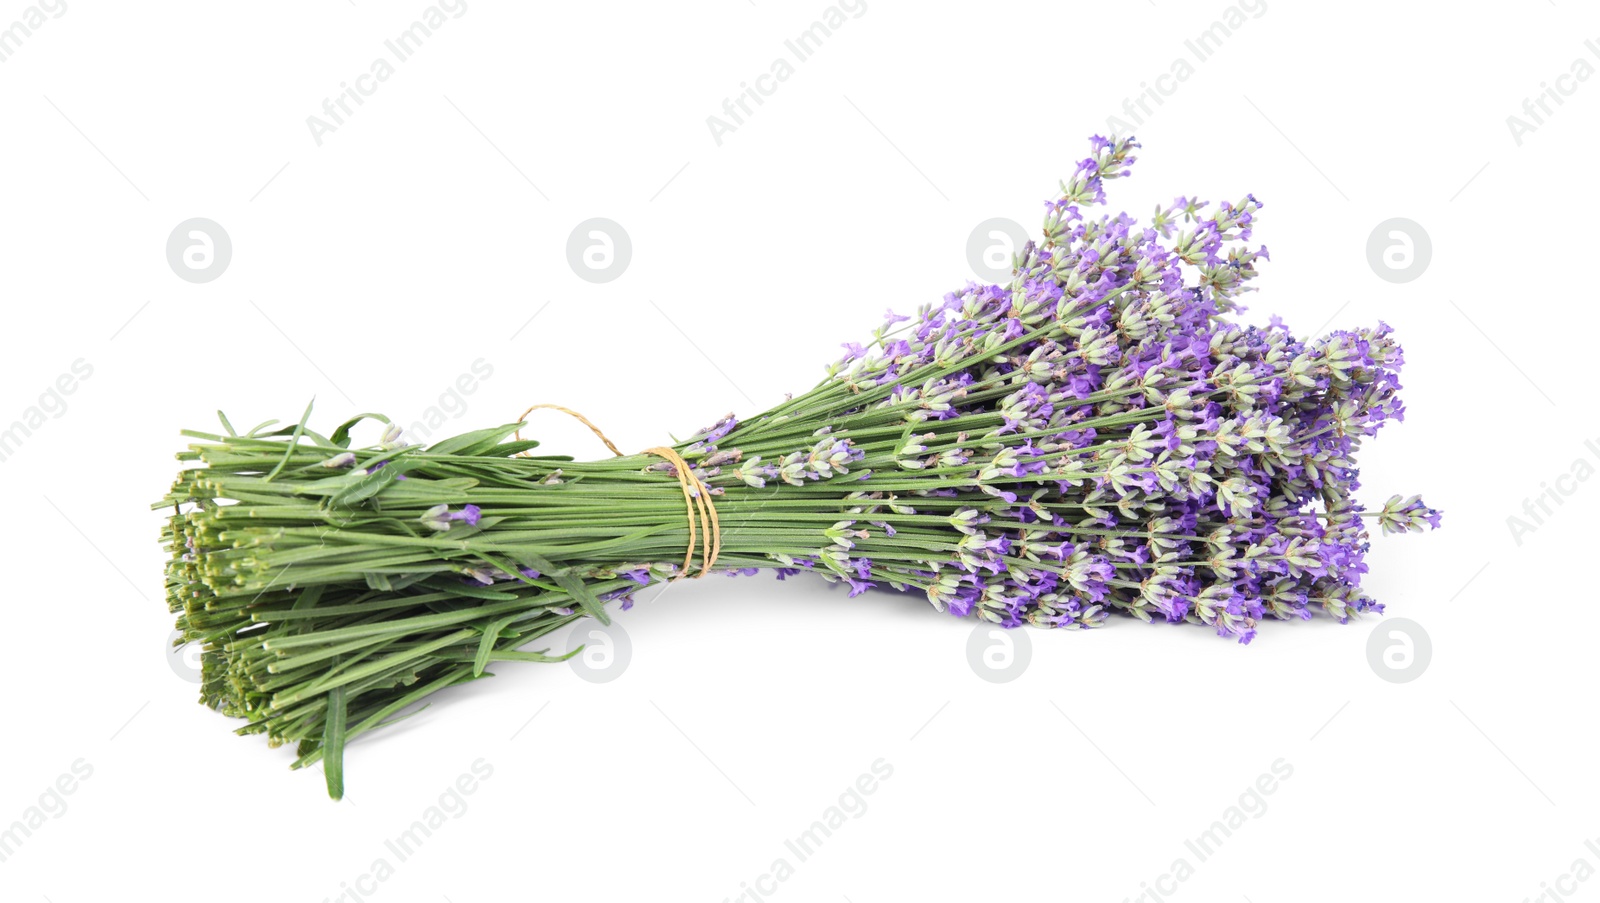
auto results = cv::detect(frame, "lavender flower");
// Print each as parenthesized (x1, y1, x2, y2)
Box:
(420, 503, 482, 532)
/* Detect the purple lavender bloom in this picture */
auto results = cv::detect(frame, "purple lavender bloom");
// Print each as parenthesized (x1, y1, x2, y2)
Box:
(845, 576, 875, 597)
(1377, 495, 1443, 534)
(946, 586, 979, 618)
(419, 504, 483, 532)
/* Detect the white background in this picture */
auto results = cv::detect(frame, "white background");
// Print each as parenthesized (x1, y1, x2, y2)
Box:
(2, 2, 1596, 901)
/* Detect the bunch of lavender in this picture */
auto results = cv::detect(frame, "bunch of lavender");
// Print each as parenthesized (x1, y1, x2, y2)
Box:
(158, 135, 1438, 796)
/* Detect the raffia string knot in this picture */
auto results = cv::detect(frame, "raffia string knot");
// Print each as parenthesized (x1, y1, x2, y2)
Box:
(514, 404, 720, 580)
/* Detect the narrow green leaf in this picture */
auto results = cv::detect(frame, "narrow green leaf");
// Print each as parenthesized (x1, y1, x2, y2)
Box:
(481, 440, 542, 457)
(244, 418, 281, 437)
(323, 681, 347, 801)
(330, 413, 392, 449)
(473, 615, 518, 677)
(513, 550, 609, 626)
(266, 399, 316, 483)
(418, 579, 519, 602)
(326, 453, 417, 507)
(261, 424, 335, 447)
(425, 423, 526, 457)
(485, 647, 582, 664)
